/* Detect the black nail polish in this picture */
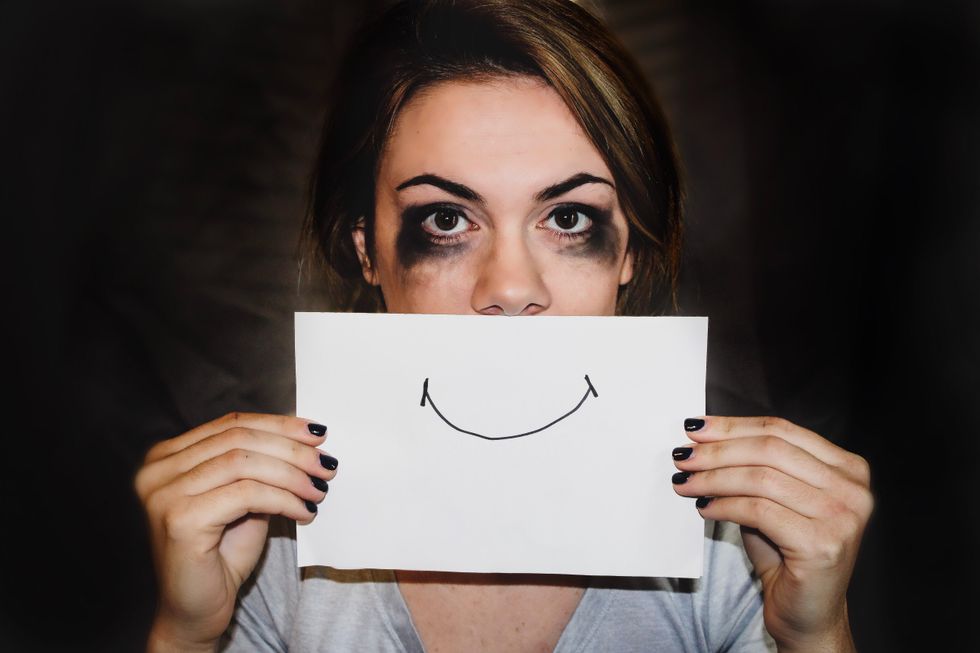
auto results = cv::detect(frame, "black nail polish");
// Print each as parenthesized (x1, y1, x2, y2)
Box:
(672, 447, 693, 461)
(696, 496, 713, 509)
(308, 423, 327, 437)
(684, 418, 705, 432)
(310, 476, 328, 492)
(304, 499, 318, 514)
(320, 454, 339, 470)
(672, 471, 692, 484)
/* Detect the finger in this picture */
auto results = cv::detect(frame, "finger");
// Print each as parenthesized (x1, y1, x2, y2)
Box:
(144, 412, 326, 463)
(694, 495, 817, 560)
(697, 496, 856, 573)
(683, 416, 870, 483)
(161, 480, 318, 544)
(160, 449, 329, 506)
(673, 435, 843, 491)
(673, 465, 834, 519)
(138, 427, 338, 499)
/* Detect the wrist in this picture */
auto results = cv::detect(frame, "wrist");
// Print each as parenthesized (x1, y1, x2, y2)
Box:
(774, 611, 856, 653)
(147, 618, 218, 653)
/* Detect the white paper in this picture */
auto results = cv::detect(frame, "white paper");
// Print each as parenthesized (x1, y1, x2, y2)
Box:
(295, 312, 707, 578)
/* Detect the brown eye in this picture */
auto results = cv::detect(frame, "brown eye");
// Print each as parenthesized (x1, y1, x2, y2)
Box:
(420, 208, 471, 236)
(544, 206, 592, 234)
(553, 208, 580, 230)
(434, 209, 459, 231)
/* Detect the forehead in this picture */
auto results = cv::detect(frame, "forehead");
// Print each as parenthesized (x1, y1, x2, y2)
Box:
(379, 76, 611, 191)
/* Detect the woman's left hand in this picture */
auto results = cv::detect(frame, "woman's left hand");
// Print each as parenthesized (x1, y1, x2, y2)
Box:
(671, 416, 873, 652)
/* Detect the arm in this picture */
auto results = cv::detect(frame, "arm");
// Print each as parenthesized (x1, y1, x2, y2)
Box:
(671, 416, 873, 653)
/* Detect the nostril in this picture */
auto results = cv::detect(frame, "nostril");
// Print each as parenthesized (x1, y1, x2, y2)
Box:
(519, 303, 546, 316)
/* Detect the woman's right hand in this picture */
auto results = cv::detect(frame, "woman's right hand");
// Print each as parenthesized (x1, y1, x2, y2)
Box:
(134, 412, 337, 652)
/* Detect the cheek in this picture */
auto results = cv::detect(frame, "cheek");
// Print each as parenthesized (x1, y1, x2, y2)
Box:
(376, 250, 482, 313)
(542, 258, 623, 315)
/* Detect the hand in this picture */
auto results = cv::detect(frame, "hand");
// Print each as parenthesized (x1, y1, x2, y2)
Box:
(671, 416, 873, 652)
(134, 412, 337, 651)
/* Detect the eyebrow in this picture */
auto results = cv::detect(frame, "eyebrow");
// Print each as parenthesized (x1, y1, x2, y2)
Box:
(394, 172, 614, 204)
(535, 173, 614, 202)
(395, 174, 484, 203)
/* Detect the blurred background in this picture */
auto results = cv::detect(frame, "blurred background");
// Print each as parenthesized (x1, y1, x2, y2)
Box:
(1, 0, 977, 650)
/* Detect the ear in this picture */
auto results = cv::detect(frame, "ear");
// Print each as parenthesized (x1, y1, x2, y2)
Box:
(351, 219, 380, 286)
(618, 246, 635, 286)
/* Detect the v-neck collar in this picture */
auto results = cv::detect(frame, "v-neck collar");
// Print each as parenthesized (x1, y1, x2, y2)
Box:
(369, 570, 613, 653)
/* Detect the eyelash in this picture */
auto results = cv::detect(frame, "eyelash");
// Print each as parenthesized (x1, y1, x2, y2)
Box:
(404, 204, 473, 246)
(403, 202, 606, 247)
(541, 203, 602, 242)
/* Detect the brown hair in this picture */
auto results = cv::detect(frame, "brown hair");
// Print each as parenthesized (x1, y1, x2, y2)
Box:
(307, 0, 683, 315)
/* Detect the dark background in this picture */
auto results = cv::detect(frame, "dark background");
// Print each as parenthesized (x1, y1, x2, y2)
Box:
(2, 0, 978, 651)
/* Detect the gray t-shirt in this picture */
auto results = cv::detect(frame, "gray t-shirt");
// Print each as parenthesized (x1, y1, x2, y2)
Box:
(221, 517, 775, 652)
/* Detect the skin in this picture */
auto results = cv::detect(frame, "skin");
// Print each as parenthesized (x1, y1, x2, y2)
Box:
(354, 77, 633, 316)
(139, 77, 872, 653)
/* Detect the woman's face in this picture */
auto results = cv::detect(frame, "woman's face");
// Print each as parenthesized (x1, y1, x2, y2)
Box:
(354, 76, 633, 316)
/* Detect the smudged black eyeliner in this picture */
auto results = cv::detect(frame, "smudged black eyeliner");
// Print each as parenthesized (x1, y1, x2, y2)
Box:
(395, 201, 621, 268)
(396, 203, 470, 267)
(548, 202, 620, 264)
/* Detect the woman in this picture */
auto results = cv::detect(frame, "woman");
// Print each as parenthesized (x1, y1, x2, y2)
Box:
(136, 1, 873, 651)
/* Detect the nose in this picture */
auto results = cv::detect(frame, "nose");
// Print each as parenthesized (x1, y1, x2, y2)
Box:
(470, 234, 551, 316)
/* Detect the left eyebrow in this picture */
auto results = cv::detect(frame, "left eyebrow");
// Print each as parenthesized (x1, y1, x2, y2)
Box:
(535, 173, 614, 202)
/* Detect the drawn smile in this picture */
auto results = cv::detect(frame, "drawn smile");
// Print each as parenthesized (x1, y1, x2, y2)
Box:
(419, 375, 599, 441)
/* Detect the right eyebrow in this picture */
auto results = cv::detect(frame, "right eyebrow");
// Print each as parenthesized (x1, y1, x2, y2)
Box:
(395, 174, 485, 204)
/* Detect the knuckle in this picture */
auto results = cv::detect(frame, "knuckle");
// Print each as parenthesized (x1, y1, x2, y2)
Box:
(160, 502, 193, 538)
(223, 426, 255, 448)
(810, 534, 847, 567)
(853, 488, 875, 521)
(222, 410, 266, 425)
(288, 440, 309, 463)
(223, 448, 252, 468)
(828, 500, 865, 542)
(839, 509, 864, 539)
(143, 489, 166, 518)
(759, 435, 786, 457)
(133, 467, 152, 500)
(848, 453, 872, 484)
(234, 478, 262, 500)
(751, 466, 777, 489)
(221, 411, 243, 425)
(748, 498, 772, 523)
(823, 496, 851, 521)
(760, 416, 788, 434)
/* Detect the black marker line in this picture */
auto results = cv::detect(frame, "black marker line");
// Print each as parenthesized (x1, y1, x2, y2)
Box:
(420, 375, 598, 441)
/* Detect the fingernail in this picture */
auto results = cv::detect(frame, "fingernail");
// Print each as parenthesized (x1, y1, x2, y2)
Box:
(672, 471, 692, 484)
(308, 423, 327, 437)
(696, 496, 713, 509)
(684, 418, 705, 432)
(304, 499, 318, 514)
(320, 454, 339, 470)
(672, 446, 693, 461)
(310, 476, 328, 492)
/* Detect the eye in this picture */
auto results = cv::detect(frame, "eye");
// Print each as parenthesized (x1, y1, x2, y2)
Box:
(543, 206, 593, 235)
(420, 208, 471, 236)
